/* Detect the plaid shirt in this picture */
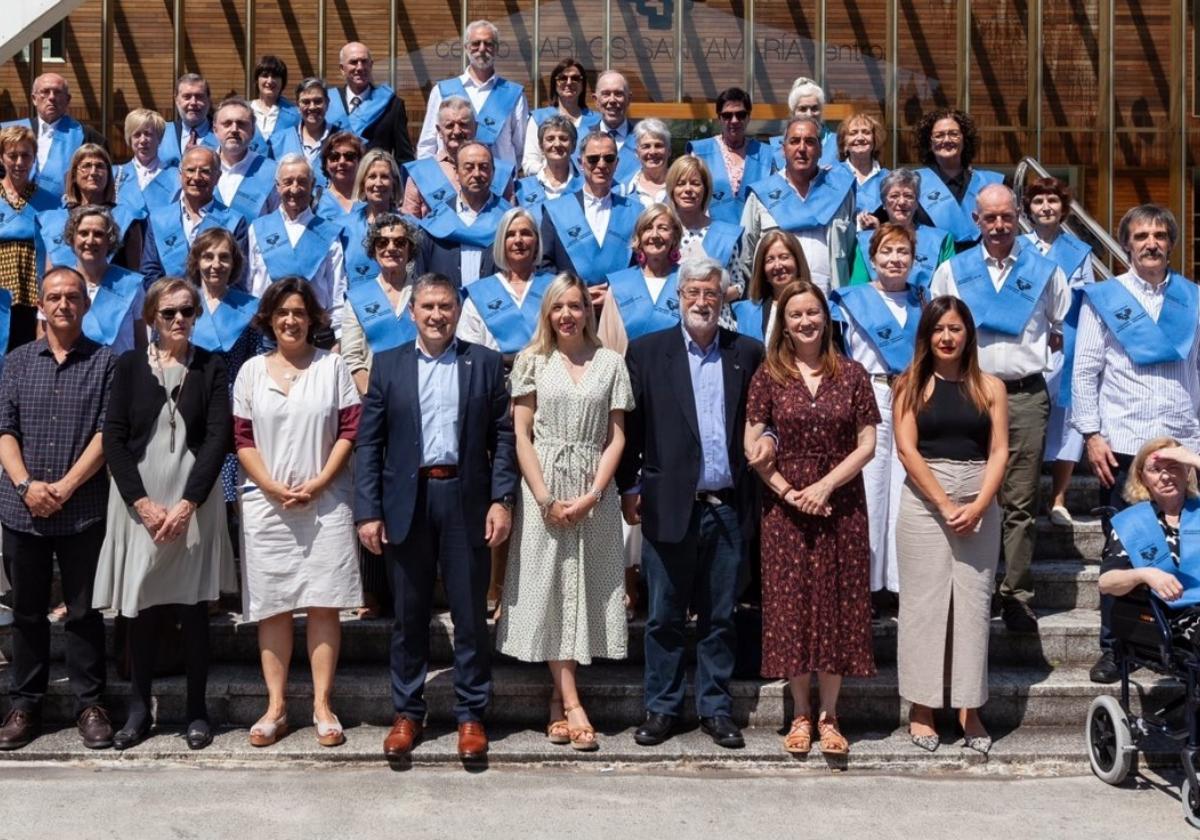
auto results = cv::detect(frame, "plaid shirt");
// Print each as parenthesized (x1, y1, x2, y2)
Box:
(0, 336, 114, 536)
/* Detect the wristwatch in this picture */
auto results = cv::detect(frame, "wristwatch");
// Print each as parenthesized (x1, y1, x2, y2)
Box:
(14, 478, 31, 498)
(498, 493, 516, 512)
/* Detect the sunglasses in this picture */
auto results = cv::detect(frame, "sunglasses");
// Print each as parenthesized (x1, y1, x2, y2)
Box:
(159, 305, 197, 321)
(719, 110, 749, 122)
(584, 153, 618, 167)
(377, 236, 410, 249)
(327, 151, 360, 162)
(557, 74, 584, 84)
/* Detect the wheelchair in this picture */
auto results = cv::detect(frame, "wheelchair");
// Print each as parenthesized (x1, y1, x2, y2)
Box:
(1085, 507, 1200, 829)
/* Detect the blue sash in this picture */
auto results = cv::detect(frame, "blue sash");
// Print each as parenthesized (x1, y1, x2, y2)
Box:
(463, 271, 553, 354)
(1081, 273, 1199, 366)
(544, 192, 640, 286)
(731, 299, 768, 343)
(254, 212, 339, 283)
(950, 244, 1057, 336)
(224, 154, 277, 224)
(345, 280, 417, 352)
(747, 167, 855, 231)
(35, 117, 86, 195)
(614, 143, 640, 184)
(82, 265, 141, 347)
(915, 167, 1004, 243)
(855, 224, 949, 289)
(1112, 500, 1200, 608)
(0, 288, 10, 363)
(437, 77, 524, 148)
(769, 128, 839, 170)
(685, 137, 775, 225)
(608, 267, 681, 341)
(0, 189, 58, 242)
(852, 165, 889, 215)
(1043, 231, 1093, 283)
(404, 157, 513, 208)
(114, 164, 180, 211)
(419, 195, 511, 249)
(192, 287, 258, 353)
(160, 121, 219, 166)
(326, 85, 395, 137)
(249, 100, 301, 158)
(830, 283, 922, 375)
(1056, 288, 1086, 408)
(514, 172, 583, 220)
(148, 202, 242, 276)
(338, 204, 381, 286)
(314, 188, 353, 225)
(532, 106, 601, 133)
(701, 220, 743, 267)
(40, 204, 143, 268)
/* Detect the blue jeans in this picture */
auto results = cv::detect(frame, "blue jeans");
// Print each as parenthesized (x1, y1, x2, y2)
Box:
(642, 499, 745, 718)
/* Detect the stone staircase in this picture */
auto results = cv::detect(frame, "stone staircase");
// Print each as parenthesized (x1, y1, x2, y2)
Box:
(0, 472, 1178, 769)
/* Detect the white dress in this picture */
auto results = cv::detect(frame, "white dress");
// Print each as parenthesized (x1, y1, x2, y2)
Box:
(233, 350, 363, 621)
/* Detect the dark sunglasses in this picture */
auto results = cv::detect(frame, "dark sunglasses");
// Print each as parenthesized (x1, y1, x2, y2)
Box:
(719, 110, 749, 121)
(327, 151, 360, 162)
(377, 236, 410, 249)
(159, 305, 197, 321)
(557, 74, 584, 84)
(584, 153, 618, 167)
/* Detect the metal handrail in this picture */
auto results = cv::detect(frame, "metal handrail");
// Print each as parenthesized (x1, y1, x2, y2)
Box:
(1013, 156, 1128, 280)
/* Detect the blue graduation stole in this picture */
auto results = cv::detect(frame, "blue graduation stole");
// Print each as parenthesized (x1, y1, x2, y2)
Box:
(701, 220, 743, 267)
(770, 128, 839, 171)
(114, 163, 181, 212)
(419, 195, 511, 249)
(254, 212, 339, 283)
(854, 224, 949, 290)
(0, 288, 10, 362)
(1081, 273, 1199, 366)
(915, 167, 1004, 243)
(160, 121, 219, 166)
(192, 287, 258, 353)
(83, 265, 142, 347)
(314, 188, 353, 225)
(0, 189, 56, 242)
(326, 85, 395, 137)
(950, 244, 1057, 336)
(1055, 287, 1086, 408)
(853, 165, 889, 215)
(830, 283, 922, 375)
(513, 172, 583, 220)
(224, 154, 277, 224)
(1112, 500, 1200, 608)
(148, 202, 242, 276)
(684, 137, 775, 225)
(544, 191, 640, 286)
(731, 299, 768, 343)
(747, 167, 855, 232)
(1043, 230, 1093, 282)
(33, 117, 86, 195)
(42, 203, 145, 268)
(532, 106, 601, 134)
(404, 157, 513, 208)
(345, 280, 417, 352)
(437, 77, 524, 148)
(608, 267, 681, 341)
(339, 204, 381, 286)
(249, 100, 302, 158)
(463, 271, 553, 354)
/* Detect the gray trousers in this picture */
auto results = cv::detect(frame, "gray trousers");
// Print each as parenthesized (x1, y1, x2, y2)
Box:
(997, 385, 1050, 603)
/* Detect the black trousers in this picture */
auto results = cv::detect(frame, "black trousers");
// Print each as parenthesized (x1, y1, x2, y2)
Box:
(3, 522, 107, 716)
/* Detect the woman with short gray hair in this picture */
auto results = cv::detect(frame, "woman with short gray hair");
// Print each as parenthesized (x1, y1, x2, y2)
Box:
(514, 115, 583, 219)
(849, 168, 954, 288)
(620, 118, 672, 208)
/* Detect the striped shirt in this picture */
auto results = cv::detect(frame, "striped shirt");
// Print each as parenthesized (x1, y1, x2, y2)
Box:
(1070, 271, 1200, 455)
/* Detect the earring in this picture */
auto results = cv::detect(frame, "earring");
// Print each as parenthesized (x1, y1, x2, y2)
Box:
(635, 251, 647, 267)
(669, 247, 682, 264)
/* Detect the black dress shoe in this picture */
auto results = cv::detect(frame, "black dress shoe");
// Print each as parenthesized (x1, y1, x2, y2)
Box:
(1001, 599, 1039, 634)
(113, 718, 152, 751)
(186, 719, 213, 750)
(700, 715, 745, 749)
(634, 712, 676, 746)
(1089, 650, 1121, 684)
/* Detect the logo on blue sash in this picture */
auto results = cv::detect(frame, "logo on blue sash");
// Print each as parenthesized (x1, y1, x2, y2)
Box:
(419, 196, 510, 249)
(608, 266, 681, 341)
(915, 167, 1004, 243)
(192, 288, 258, 353)
(545, 192, 639, 285)
(464, 271, 552, 353)
(437, 78, 523, 147)
(950, 244, 1057, 336)
(1113, 499, 1200, 608)
(748, 168, 854, 233)
(346, 279, 417, 352)
(254, 211, 338, 282)
(1081, 273, 1199, 366)
(829, 283, 922, 375)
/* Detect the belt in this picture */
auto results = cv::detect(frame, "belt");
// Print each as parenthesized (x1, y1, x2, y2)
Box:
(1003, 372, 1045, 394)
(418, 465, 458, 480)
(870, 373, 896, 387)
(694, 488, 735, 506)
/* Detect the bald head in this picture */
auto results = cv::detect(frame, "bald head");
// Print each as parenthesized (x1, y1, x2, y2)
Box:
(976, 183, 1017, 214)
(32, 73, 71, 124)
(339, 42, 374, 94)
(973, 184, 1019, 255)
(593, 71, 631, 129)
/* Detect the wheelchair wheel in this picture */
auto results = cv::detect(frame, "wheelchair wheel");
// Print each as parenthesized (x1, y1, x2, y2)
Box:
(1086, 695, 1135, 785)
(1182, 777, 1200, 829)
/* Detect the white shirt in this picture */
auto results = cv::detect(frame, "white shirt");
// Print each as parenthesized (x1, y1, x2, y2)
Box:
(218, 151, 280, 216)
(457, 272, 534, 351)
(417, 70, 530, 166)
(180, 196, 217, 243)
(841, 286, 911, 375)
(250, 100, 280, 137)
(1071, 270, 1200, 454)
(456, 196, 485, 286)
(522, 109, 592, 176)
(929, 238, 1071, 379)
(248, 207, 348, 336)
(582, 188, 613, 247)
(37, 117, 60, 168)
(133, 157, 164, 190)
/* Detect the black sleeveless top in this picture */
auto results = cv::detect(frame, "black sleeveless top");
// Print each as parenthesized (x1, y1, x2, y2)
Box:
(915, 376, 992, 461)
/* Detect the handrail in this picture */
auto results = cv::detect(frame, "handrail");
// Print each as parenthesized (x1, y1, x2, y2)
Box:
(1013, 156, 1128, 280)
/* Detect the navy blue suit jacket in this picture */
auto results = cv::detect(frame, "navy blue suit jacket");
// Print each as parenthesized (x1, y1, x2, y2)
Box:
(140, 204, 249, 289)
(354, 339, 518, 547)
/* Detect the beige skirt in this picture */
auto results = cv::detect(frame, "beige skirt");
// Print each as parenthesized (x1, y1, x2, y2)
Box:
(896, 459, 1000, 709)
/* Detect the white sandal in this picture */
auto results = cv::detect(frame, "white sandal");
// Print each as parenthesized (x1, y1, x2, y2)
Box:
(313, 714, 346, 747)
(248, 711, 289, 747)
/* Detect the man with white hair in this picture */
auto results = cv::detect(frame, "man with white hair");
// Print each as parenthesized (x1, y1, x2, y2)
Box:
(930, 183, 1070, 634)
(418, 20, 529, 168)
(327, 41, 415, 163)
(617, 256, 765, 750)
(247, 154, 347, 343)
(213, 97, 279, 224)
(4, 73, 105, 195)
(590, 70, 640, 184)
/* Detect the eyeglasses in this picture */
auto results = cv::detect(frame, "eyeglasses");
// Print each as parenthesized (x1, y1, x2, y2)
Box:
(557, 74, 584, 84)
(681, 288, 721, 302)
(719, 110, 749, 122)
(584, 153, 618, 167)
(158, 306, 196, 321)
(327, 151, 360, 162)
(931, 130, 963, 141)
(77, 162, 108, 172)
(377, 236, 410, 249)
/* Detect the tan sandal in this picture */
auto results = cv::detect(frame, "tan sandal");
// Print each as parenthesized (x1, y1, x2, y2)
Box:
(817, 713, 849, 755)
(783, 715, 813, 755)
(547, 698, 570, 745)
(564, 703, 599, 752)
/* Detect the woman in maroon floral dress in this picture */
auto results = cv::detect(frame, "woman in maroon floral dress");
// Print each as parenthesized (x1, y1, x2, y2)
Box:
(744, 279, 879, 757)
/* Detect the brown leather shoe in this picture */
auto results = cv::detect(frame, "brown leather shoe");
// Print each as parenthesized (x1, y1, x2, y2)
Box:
(0, 708, 39, 750)
(383, 714, 423, 758)
(457, 720, 488, 760)
(77, 705, 114, 750)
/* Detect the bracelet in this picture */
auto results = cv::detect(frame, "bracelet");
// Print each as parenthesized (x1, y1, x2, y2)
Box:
(538, 497, 557, 517)
(777, 484, 793, 499)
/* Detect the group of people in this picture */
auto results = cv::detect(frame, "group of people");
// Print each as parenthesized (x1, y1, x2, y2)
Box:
(0, 20, 1195, 763)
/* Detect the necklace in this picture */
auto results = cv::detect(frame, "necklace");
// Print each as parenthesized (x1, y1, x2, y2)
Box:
(151, 343, 192, 454)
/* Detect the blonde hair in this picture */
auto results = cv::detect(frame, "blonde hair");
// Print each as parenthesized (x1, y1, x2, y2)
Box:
(351, 149, 401, 205)
(492, 206, 543, 273)
(142, 276, 200, 325)
(1124, 436, 1200, 504)
(123, 108, 166, 144)
(836, 112, 884, 161)
(664, 154, 712, 214)
(0, 125, 35, 157)
(630, 203, 682, 253)
(521, 272, 600, 357)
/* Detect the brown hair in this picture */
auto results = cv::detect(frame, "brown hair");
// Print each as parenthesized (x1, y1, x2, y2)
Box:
(892, 295, 992, 418)
(320, 130, 364, 180)
(868, 222, 917, 262)
(746, 230, 811, 304)
(143, 276, 201, 324)
(252, 277, 330, 343)
(64, 144, 116, 207)
(915, 108, 979, 168)
(836, 112, 884, 161)
(185, 228, 244, 291)
(764, 280, 840, 384)
(1021, 176, 1072, 220)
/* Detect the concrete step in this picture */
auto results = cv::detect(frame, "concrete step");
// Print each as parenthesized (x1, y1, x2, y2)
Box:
(1038, 472, 1102, 515)
(2, 659, 1172, 731)
(1034, 516, 1104, 561)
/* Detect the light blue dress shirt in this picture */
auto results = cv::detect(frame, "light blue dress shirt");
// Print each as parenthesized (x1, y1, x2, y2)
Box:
(417, 339, 460, 466)
(683, 325, 732, 492)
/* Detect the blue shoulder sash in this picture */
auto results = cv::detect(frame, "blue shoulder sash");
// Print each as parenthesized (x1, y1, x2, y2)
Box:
(0, 193, 44, 242)
(192, 287, 258, 353)
(1113, 500, 1200, 608)
(36, 117, 86, 195)
(685, 137, 775, 225)
(731, 299, 768, 343)
(916, 167, 1004, 243)
(419, 196, 511, 249)
(326, 84, 395, 137)
(149, 203, 241, 276)
(853, 165, 889, 215)
(951, 244, 1057, 336)
(608, 267, 681, 342)
(829, 283, 922, 374)
(463, 271, 552, 354)
(544, 192, 639, 285)
(160, 121, 219, 166)
(404, 157, 513, 208)
(532, 106, 601, 132)
(254, 212, 339, 282)
(82, 265, 141, 347)
(747, 168, 854, 232)
(514, 171, 583, 219)
(701, 220, 743, 267)
(38, 208, 72, 268)
(1081, 273, 1199, 366)
(345, 280, 417, 352)
(225, 155, 277, 224)
(437, 77, 523, 148)
(339, 204, 381, 286)
(855, 224, 948, 290)
(0, 288, 10, 363)
(1044, 231, 1093, 282)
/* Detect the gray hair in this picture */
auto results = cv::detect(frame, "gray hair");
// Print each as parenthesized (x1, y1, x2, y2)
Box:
(294, 76, 328, 100)
(677, 256, 730, 293)
(538, 114, 577, 148)
(409, 272, 461, 301)
(274, 153, 314, 183)
(633, 118, 671, 149)
(174, 73, 210, 97)
(180, 145, 219, 171)
(64, 204, 120, 256)
(363, 211, 423, 259)
(784, 115, 823, 139)
(1118, 204, 1179, 252)
(438, 95, 476, 123)
(787, 77, 826, 112)
(215, 96, 254, 120)
(579, 129, 617, 157)
(464, 19, 500, 47)
(976, 183, 1017, 212)
(595, 70, 631, 96)
(492, 207, 543, 273)
(880, 167, 922, 199)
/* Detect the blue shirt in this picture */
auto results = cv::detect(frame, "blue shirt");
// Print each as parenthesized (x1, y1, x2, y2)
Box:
(417, 339, 460, 466)
(683, 325, 732, 492)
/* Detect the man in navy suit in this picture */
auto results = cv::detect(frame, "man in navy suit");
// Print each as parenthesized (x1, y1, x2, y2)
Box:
(618, 256, 766, 750)
(355, 272, 517, 762)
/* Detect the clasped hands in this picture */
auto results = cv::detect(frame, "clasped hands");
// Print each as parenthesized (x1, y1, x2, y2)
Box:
(542, 493, 597, 527)
(938, 499, 985, 535)
(22, 479, 75, 518)
(782, 479, 834, 517)
(134, 497, 197, 544)
(263, 476, 326, 509)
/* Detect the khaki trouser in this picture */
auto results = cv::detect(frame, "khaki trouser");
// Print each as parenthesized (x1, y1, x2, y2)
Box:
(997, 385, 1050, 603)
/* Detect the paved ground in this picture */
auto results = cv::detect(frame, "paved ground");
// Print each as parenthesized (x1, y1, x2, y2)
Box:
(0, 762, 1194, 839)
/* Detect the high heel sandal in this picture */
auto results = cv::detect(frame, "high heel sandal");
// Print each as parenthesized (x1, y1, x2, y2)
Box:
(563, 703, 599, 752)
(817, 713, 849, 755)
(783, 715, 813, 755)
(248, 711, 289, 747)
(546, 698, 570, 745)
(313, 714, 346, 747)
